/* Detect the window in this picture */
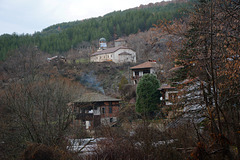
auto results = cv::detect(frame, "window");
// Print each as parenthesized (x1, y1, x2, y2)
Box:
(110, 118, 113, 123)
(169, 93, 177, 101)
(102, 107, 105, 114)
(135, 80, 138, 84)
(135, 71, 139, 76)
(143, 69, 150, 74)
(109, 107, 112, 113)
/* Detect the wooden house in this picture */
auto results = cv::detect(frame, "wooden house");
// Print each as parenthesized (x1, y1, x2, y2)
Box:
(71, 92, 121, 130)
(158, 84, 178, 107)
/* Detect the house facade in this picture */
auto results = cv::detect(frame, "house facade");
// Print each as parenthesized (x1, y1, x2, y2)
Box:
(158, 84, 178, 107)
(71, 92, 120, 130)
(90, 38, 136, 63)
(130, 60, 159, 85)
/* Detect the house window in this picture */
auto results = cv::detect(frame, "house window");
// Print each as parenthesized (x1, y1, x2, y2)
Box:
(143, 69, 150, 74)
(135, 80, 138, 84)
(73, 107, 77, 113)
(169, 93, 177, 101)
(102, 107, 105, 114)
(109, 107, 112, 113)
(135, 71, 139, 76)
(110, 118, 113, 123)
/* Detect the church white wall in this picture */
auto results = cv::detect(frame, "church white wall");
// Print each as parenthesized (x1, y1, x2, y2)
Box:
(90, 48, 136, 63)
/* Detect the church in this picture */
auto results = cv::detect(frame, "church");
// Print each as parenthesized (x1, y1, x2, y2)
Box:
(90, 38, 136, 63)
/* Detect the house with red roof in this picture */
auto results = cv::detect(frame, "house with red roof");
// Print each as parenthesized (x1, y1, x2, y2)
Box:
(130, 60, 159, 84)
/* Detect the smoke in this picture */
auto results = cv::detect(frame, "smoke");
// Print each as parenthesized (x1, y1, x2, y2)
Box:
(79, 71, 105, 94)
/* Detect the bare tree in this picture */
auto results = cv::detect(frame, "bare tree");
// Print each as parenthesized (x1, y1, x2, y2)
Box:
(151, 0, 239, 159)
(0, 46, 84, 159)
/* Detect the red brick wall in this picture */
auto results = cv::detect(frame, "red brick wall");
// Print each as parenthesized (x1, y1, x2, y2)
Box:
(100, 102, 119, 118)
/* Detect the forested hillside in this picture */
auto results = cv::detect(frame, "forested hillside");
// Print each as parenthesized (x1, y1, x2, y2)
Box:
(0, 1, 189, 61)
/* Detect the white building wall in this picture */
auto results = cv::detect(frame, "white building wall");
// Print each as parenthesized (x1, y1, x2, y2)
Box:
(150, 68, 155, 74)
(119, 54, 132, 63)
(165, 91, 178, 100)
(90, 48, 136, 63)
(86, 121, 91, 129)
(133, 71, 135, 77)
(93, 107, 100, 115)
(101, 117, 117, 125)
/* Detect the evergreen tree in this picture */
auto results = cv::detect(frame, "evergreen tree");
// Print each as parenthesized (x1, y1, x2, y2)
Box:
(136, 74, 160, 117)
(0, 1, 189, 61)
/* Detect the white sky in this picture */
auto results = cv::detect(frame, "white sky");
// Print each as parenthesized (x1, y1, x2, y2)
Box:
(0, 0, 162, 35)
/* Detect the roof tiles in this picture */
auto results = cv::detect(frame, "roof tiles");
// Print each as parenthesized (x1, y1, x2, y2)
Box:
(74, 92, 120, 103)
(130, 61, 158, 69)
(91, 46, 130, 56)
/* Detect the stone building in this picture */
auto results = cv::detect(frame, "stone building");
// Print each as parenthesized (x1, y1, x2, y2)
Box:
(90, 38, 136, 63)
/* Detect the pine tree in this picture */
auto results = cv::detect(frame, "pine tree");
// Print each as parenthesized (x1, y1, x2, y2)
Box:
(136, 74, 160, 118)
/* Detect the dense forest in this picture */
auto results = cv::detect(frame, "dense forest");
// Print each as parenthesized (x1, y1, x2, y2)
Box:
(0, 1, 189, 61)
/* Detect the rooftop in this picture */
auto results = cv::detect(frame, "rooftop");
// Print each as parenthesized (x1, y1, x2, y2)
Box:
(130, 60, 158, 70)
(169, 66, 184, 72)
(158, 84, 176, 90)
(114, 38, 125, 42)
(91, 46, 130, 56)
(74, 92, 121, 103)
(99, 37, 106, 42)
(181, 77, 199, 85)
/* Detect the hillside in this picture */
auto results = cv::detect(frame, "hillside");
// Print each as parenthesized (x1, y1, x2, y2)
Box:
(0, 0, 189, 61)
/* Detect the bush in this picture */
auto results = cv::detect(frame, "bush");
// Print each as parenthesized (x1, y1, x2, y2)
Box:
(21, 143, 74, 160)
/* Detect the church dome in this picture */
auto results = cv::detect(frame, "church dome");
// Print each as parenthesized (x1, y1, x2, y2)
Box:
(99, 37, 106, 42)
(99, 37, 107, 49)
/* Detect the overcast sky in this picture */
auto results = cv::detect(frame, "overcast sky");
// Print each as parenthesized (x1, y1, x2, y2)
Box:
(0, 0, 162, 35)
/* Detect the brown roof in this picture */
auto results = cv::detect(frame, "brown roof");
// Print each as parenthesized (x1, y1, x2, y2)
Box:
(158, 84, 176, 90)
(114, 38, 125, 42)
(130, 61, 158, 70)
(91, 46, 130, 56)
(74, 92, 121, 103)
(182, 77, 199, 84)
(169, 66, 184, 72)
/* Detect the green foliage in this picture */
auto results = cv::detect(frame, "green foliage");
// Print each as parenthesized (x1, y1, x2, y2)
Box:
(0, 1, 190, 61)
(136, 74, 160, 117)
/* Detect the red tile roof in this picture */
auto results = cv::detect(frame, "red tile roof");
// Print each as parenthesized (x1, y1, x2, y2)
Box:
(130, 61, 158, 69)
(182, 77, 199, 84)
(169, 66, 184, 72)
